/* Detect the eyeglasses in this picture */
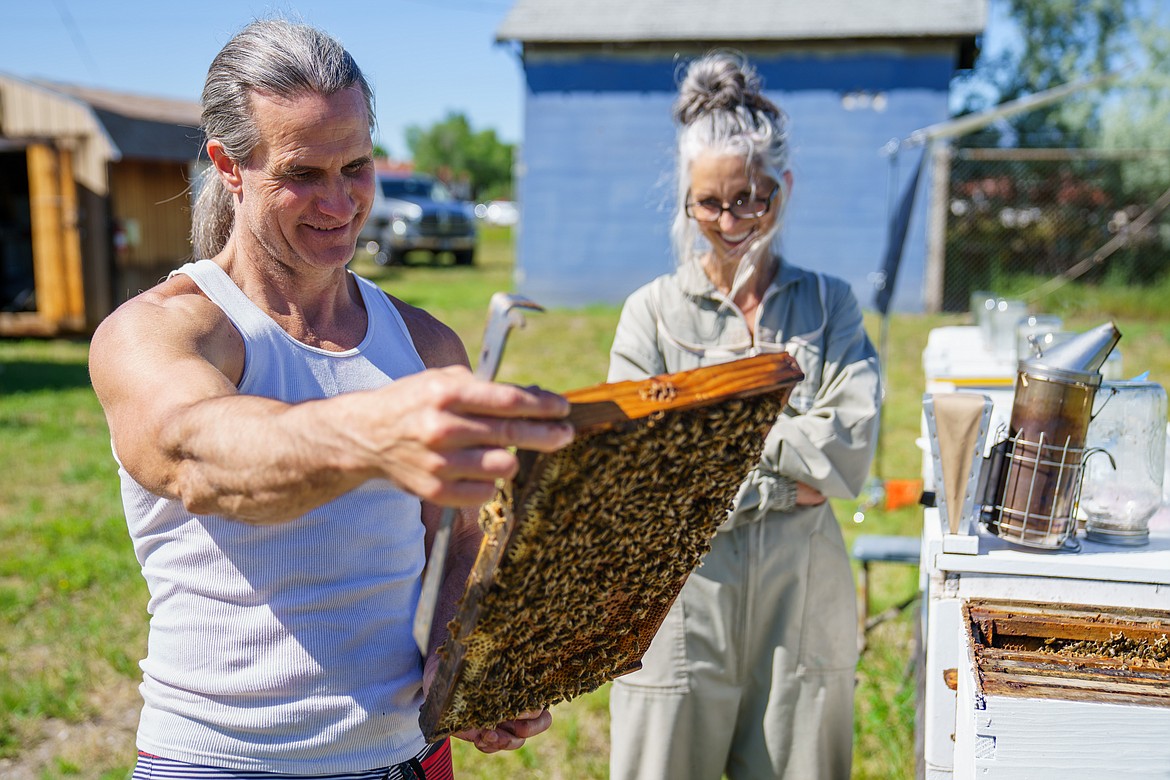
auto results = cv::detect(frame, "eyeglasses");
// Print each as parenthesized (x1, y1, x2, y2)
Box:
(685, 184, 780, 222)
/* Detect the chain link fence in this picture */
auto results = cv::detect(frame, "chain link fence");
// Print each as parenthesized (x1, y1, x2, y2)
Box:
(936, 148, 1170, 312)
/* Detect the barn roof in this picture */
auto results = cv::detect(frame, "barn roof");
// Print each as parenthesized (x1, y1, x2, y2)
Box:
(497, 0, 987, 44)
(31, 80, 204, 162)
(0, 74, 203, 163)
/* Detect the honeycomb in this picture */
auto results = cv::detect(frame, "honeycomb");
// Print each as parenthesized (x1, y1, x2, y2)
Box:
(1038, 631, 1170, 667)
(419, 366, 794, 740)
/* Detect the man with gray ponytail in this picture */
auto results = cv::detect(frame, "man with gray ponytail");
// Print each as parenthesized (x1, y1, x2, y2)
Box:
(607, 52, 881, 780)
(89, 18, 569, 779)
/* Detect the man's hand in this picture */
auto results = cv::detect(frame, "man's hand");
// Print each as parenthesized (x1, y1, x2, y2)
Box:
(452, 709, 553, 753)
(354, 365, 574, 508)
(422, 651, 553, 753)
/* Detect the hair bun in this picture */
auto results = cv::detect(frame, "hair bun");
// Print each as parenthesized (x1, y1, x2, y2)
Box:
(673, 53, 781, 127)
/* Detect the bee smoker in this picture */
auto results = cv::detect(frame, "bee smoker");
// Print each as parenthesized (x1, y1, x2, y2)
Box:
(979, 322, 1122, 550)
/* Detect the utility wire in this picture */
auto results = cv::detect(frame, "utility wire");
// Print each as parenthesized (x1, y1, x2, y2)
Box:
(53, 0, 101, 78)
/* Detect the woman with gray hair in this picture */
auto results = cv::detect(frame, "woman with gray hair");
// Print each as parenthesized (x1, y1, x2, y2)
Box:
(607, 52, 881, 780)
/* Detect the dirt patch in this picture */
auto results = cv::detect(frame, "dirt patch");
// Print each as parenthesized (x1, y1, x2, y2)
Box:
(0, 677, 140, 780)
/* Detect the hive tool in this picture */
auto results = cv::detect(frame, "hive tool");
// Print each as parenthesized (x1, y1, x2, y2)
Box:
(411, 292, 545, 655)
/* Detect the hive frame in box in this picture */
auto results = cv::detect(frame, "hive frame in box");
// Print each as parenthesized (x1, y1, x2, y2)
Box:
(419, 353, 804, 741)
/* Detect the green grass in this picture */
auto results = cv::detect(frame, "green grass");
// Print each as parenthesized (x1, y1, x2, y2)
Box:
(349, 227, 616, 392)
(2, 226, 1168, 778)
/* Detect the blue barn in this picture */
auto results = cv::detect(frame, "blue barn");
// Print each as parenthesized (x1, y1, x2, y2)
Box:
(495, 0, 987, 312)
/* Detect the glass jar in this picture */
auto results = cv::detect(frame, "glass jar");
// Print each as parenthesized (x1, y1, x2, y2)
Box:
(1100, 348, 1124, 381)
(988, 299, 1028, 361)
(970, 290, 995, 335)
(1081, 380, 1168, 545)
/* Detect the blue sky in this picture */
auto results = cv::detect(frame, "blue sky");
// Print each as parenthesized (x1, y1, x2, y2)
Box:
(5, 1, 1076, 157)
(0, 0, 522, 158)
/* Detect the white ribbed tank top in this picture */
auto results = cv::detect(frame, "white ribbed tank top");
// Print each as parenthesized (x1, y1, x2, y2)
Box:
(119, 260, 430, 774)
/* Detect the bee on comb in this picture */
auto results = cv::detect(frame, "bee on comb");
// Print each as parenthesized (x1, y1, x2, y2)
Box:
(420, 353, 803, 740)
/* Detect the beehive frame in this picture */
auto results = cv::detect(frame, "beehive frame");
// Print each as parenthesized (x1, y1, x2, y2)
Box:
(420, 353, 804, 740)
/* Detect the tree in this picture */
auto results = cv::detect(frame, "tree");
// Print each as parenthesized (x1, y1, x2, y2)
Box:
(943, 0, 1170, 294)
(951, 0, 1145, 148)
(404, 112, 514, 201)
(1099, 9, 1170, 192)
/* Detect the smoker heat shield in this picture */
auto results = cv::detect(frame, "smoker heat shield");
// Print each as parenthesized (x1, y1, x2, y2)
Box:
(419, 353, 804, 740)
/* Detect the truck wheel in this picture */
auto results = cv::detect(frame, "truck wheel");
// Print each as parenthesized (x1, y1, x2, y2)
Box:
(454, 249, 475, 266)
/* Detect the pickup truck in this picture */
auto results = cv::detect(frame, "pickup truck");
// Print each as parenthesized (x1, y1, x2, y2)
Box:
(358, 172, 477, 265)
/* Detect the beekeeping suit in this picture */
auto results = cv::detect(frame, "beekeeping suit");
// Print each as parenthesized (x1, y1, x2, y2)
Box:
(607, 259, 881, 780)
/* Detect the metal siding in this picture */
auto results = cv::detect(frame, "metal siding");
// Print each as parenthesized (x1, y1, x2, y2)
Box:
(783, 90, 940, 314)
(516, 51, 949, 312)
(524, 52, 955, 93)
(517, 92, 675, 307)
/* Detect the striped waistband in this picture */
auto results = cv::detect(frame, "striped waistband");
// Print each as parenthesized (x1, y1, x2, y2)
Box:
(132, 739, 452, 780)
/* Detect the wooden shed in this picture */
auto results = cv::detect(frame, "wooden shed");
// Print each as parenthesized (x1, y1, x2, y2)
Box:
(496, 0, 987, 312)
(0, 75, 203, 336)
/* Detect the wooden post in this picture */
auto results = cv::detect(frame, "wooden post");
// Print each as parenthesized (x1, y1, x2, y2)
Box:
(26, 143, 66, 326)
(923, 141, 953, 314)
(57, 145, 86, 327)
